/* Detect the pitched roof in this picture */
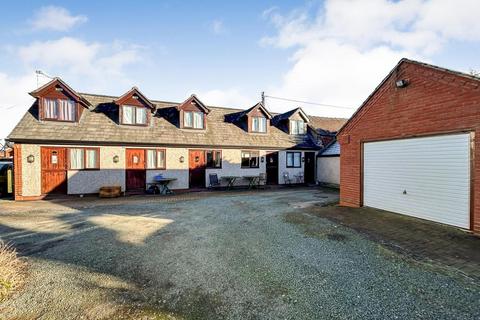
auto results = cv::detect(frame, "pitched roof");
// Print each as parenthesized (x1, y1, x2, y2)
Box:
(8, 92, 347, 150)
(114, 87, 155, 110)
(176, 94, 211, 114)
(272, 107, 310, 125)
(318, 140, 340, 156)
(29, 78, 91, 108)
(337, 58, 480, 135)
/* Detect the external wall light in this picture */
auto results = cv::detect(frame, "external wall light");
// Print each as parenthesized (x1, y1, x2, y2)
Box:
(26, 154, 35, 163)
(179, 156, 185, 163)
(113, 155, 120, 163)
(395, 79, 409, 88)
(261, 156, 265, 163)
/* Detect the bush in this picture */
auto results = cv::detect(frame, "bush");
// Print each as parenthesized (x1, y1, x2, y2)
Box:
(0, 241, 26, 300)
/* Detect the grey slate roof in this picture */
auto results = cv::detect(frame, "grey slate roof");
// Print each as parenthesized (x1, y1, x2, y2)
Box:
(8, 92, 347, 150)
(318, 141, 340, 156)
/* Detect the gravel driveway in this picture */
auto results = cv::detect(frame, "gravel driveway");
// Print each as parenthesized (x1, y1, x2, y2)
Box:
(0, 188, 479, 319)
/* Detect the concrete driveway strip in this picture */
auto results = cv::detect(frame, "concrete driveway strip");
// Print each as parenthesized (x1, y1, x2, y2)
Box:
(0, 188, 479, 320)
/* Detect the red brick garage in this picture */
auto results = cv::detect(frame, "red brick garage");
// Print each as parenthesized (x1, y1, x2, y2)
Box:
(338, 59, 480, 232)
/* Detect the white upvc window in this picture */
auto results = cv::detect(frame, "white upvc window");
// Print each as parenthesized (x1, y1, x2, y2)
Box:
(252, 117, 267, 133)
(146, 149, 166, 169)
(184, 111, 204, 129)
(290, 120, 305, 134)
(69, 148, 99, 170)
(286, 151, 301, 168)
(122, 105, 147, 125)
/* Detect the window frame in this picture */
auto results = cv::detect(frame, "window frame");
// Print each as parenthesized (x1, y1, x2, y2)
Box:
(205, 150, 222, 169)
(251, 116, 267, 133)
(241, 150, 260, 169)
(290, 119, 305, 135)
(121, 104, 149, 126)
(183, 111, 205, 129)
(42, 98, 77, 122)
(68, 147, 100, 170)
(286, 151, 302, 168)
(145, 149, 166, 170)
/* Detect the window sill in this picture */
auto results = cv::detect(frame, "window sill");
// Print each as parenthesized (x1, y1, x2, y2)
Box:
(42, 118, 77, 123)
(121, 123, 149, 127)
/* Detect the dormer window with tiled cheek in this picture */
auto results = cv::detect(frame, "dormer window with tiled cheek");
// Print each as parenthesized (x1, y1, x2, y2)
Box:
(290, 119, 305, 135)
(43, 98, 76, 122)
(252, 116, 267, 133)
(122, 105, 147, 125)
(184, 111, 204, 129)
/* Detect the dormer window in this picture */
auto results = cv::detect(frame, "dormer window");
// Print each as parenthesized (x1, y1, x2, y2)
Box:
(290, 120, 305, 134)
(177, 95, 210, 130)
(184, 111, 204, 129)
(121, 105, 147, 125)
(252, 117, 267, 133)
(115, 87, 155, 127)
(43, 98, 76, 122)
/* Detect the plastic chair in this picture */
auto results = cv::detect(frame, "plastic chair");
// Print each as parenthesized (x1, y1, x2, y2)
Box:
(209, 173, 222, 189)
(283, 172, 291, 185)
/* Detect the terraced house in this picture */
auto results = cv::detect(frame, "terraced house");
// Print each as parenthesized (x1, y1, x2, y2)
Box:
(7, 78, 345, 200)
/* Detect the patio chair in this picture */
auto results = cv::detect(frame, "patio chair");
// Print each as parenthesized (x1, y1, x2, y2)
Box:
(295, 172, 304, 184)
(209, 173, 222, 189)
(258, 173, 267, 189)
(283, 172, 292, 185)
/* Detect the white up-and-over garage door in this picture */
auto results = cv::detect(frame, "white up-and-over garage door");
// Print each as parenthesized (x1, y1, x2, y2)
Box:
(363, 133, 470, 229)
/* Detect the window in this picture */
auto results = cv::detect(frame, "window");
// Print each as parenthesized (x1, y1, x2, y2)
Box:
(206, 150, 222, 168)
(146, 149, 166, 169)
(241, 151, 260, 168)
(69, 148, 99, 170)
(286, 152, 301, 168)
(43, 98, 76, 121)
(252, 117, 267, 133)
(184, 111, 204, 129)
(122, 105, 148, 125)
(290, 120, 305, 134)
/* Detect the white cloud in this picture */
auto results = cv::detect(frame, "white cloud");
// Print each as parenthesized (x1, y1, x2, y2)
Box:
(30, 6, 87, 31)
(0, 37, 145, 140)
(259, 0, 480, 118)
(193, 88, 254, 109)
(211, 19, 227, 35)
(16, 37, 143, 89)
(0, 72, 44, 141)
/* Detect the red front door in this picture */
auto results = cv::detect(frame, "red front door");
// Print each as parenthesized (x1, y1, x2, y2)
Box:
(189, 150, 206, 188)
(41, 147, 67, 194)
(126, 149, 146, 191)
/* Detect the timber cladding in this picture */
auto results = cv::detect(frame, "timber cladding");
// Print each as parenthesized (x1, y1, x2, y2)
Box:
(338, 59, 480, 232)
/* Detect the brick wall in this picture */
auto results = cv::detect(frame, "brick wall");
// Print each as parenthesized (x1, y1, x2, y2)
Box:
(338, 60, 480, 232)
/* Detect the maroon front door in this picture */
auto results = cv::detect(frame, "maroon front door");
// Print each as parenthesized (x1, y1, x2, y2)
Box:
(126, 149, 146, 191)
(189, 150, 206, 188)
(41, 147, 67, 194)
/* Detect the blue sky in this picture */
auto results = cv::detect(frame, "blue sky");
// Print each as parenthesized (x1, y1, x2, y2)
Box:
(1, 0, 480, 140)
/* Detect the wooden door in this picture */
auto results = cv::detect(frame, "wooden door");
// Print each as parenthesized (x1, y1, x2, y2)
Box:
(304, 152, 316, 184)
(266, 152, 278, 184)
(126, 149, 146, 190)
(189, 150, 206, 188)
(41, 147, 67, 194)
